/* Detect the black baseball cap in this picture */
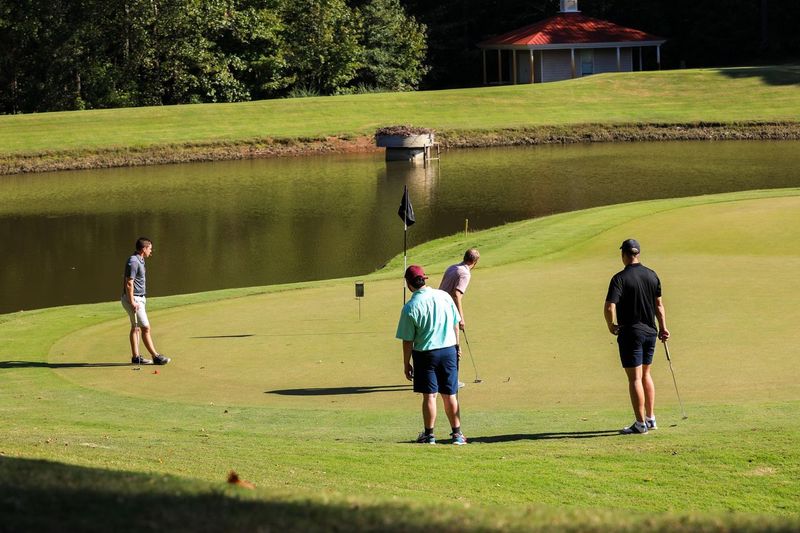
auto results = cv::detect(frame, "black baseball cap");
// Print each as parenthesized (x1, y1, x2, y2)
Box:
(620, 239, 641, 254)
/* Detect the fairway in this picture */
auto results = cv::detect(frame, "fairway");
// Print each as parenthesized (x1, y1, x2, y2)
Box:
(3, 190, 800, 530)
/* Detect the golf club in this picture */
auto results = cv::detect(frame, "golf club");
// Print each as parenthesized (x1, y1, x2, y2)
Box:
(664, 341, 688, 419)
(461, 330, 483, 383)
(133, 313, 141, 370)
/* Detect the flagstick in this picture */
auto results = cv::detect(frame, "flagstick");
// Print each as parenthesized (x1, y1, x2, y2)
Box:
(403, 217, 408, 303)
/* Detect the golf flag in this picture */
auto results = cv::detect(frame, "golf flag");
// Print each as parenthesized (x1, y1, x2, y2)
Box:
(397, 186, 415, 227)
(398, 185, 415, 303)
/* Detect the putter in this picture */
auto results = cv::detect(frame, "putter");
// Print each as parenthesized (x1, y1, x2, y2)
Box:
(461, 330, 483, 383)
(133, 313, 141, 370)
(664, 341, 688, 419)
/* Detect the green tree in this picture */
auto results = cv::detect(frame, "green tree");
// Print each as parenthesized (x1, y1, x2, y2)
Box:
(357, 0, 428, 91)
(279, 0, 363, 95)
(205, 0, 290, 100)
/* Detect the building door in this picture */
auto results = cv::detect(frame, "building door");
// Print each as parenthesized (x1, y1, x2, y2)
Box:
(581, 50, 594, 76)
(517, 51, 531, 84)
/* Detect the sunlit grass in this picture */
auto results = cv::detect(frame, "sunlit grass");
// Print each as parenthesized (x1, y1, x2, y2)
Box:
(2, 189, 800, 530)
(1, 65, 798, 155)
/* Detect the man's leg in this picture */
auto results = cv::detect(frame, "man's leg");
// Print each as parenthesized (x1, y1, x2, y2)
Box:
(422, 393, 438, 430)
(129, 327, 140, 357)
(642, 363, 655, 419)
(441, 394, 461, 430)
(624, 365, 645, 423)
(140, 326, 159, 357)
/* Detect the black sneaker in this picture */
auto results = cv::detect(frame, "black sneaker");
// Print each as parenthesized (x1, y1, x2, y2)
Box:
(620, 422, 648, 435)
(415, 432, 436, 444)
(131, 355, 153, 365)
(153, 354, 171, 365)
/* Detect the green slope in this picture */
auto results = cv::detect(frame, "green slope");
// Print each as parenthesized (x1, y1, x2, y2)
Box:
(1, 65, 799, 155)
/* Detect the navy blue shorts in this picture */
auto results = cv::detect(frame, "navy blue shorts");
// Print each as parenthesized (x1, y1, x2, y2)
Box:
(412, 346, 459, 395)
(617, 329, 657, 368)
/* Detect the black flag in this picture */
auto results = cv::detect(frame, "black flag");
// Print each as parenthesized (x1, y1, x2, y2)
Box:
(397, 186, 415, 227)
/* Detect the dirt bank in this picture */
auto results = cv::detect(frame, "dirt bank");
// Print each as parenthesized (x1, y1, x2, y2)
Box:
(2, 121, 799, 175)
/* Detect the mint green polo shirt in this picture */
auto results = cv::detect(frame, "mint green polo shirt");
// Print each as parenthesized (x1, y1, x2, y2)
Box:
(395, 287, 461, 351)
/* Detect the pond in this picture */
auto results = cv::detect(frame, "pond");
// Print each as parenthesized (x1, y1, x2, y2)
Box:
(1, 140, 799, 313)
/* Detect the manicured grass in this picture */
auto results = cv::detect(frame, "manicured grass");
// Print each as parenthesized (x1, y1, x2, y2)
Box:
(1, 65, 799, 156)
(2, 189, 799, 530)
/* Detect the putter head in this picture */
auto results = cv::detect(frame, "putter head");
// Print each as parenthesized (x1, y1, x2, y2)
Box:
(474, 379, 483, 383)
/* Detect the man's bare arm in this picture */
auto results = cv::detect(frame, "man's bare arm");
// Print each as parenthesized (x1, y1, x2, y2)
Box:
(604, 301, 618, 335)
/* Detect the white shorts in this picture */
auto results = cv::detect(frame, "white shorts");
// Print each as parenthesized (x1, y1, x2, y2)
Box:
(121, 295, 150, 328)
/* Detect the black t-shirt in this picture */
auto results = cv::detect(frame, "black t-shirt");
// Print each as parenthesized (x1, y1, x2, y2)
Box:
(606, 263, 661, 335)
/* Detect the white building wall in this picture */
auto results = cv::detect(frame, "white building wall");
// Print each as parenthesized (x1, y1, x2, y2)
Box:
(621, 48, 633, 71)
(594, 48, 633, 73)
(541, 50, 574, 82)
(516, 50, 533, 83)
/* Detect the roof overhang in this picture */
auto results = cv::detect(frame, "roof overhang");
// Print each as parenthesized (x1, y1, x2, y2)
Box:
(478, 40, 666, 50)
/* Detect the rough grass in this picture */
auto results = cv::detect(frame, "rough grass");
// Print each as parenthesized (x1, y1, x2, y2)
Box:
(1, 65, 800, 173)
(2, 190, 800, 530)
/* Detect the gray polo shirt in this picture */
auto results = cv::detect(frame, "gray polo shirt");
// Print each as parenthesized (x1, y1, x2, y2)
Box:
(124, 254, 146, 296)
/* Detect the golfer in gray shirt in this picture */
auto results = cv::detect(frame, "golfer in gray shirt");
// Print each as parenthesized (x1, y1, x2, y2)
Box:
(121, 237, 170, 366)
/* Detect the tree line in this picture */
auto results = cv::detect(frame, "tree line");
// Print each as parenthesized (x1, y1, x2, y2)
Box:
(0, 0, 427, 113)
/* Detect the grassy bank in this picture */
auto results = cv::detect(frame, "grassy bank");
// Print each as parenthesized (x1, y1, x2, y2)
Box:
(1, 64, 800, 174)
(2, 189, 800, 530)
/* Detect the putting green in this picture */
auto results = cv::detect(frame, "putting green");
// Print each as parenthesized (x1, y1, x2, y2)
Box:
(50, 193, 800, 412)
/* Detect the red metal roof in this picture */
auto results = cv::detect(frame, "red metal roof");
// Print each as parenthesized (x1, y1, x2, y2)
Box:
(479, 12, 664, 47)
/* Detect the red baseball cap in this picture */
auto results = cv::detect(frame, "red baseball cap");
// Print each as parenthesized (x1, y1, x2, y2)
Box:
(404, 265, 428, 282)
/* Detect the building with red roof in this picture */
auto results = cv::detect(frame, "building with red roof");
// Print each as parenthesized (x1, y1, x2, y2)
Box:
(478, 0, 666, 84)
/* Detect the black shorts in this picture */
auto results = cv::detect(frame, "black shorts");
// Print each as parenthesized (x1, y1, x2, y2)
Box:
(617, 329, 657, 368)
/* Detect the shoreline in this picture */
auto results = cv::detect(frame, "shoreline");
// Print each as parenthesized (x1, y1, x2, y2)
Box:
(2, 121, 800, 175)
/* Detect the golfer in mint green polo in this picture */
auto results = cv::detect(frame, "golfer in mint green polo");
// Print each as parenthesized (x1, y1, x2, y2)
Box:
(396, 265, 466, 445)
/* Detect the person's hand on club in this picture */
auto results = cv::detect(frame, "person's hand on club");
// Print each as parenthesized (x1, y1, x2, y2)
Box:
(658, 328, 670, 342)
(607, 322, 619, 335)
(459, 320, 465, 331)
(404, 362, 414, 381)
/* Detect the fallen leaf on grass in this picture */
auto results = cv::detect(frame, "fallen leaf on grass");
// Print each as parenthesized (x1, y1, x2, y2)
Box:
(227, 470, 255, 490)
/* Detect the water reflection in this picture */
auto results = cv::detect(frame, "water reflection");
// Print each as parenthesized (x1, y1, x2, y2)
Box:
(1, 140, 799, 313)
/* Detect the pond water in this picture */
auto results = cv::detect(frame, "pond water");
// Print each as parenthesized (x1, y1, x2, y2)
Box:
(1, 140, 799, 313)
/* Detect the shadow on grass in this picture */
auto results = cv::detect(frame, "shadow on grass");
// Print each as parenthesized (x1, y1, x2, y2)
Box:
(717, 64, 800, 85)
(0, 456, 459, 532)
(2, 456, 795, 532)
(470, 430, 619, 443)
(267, 385, 411, 396)
(191, 334, 255, 339)
(193, 332, 377, 338)
(0, 360, 130, 369)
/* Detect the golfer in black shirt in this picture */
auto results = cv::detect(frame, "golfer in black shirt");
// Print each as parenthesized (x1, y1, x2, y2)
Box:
(604, 239, 669, 434)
